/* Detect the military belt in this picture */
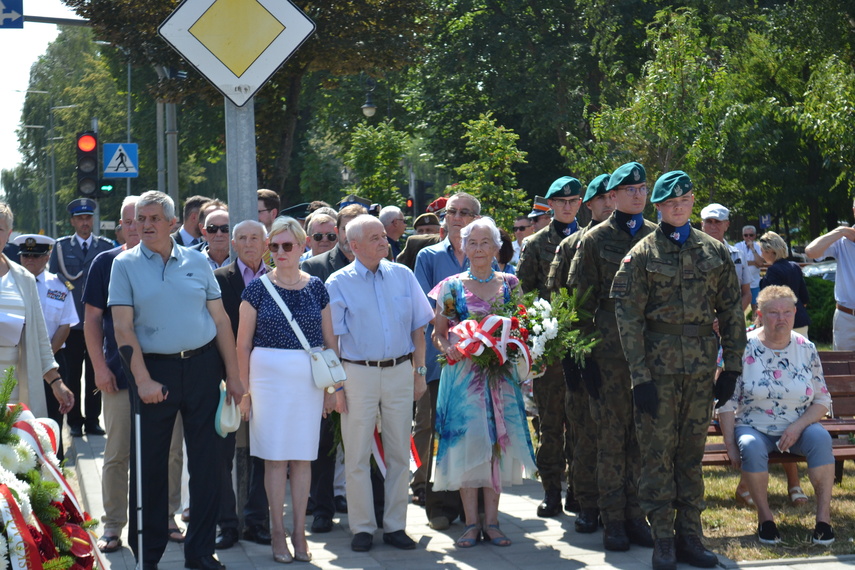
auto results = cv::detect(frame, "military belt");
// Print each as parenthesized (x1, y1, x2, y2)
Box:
(645, 321, 714, 337)
(599, 299, 616, 312)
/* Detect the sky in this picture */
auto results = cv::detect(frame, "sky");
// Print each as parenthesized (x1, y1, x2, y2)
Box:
(0, 0, 82, 191)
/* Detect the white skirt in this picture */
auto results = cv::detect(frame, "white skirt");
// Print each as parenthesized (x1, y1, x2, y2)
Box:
(248, 347, 323, 461)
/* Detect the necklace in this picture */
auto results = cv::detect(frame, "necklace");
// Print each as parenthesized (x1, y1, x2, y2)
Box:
(273, 272, 303, 287)
(467, 268, 495, 283)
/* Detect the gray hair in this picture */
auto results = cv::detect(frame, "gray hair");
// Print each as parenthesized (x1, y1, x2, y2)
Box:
(460, 216, 501, 249)
(345, 214, 383, 243)
(379, 205, 404, 226)
(306, 213, 336, 233)
(742, 225, 756, 233)
(232, 219, 266, 239)
(449, 192, 482, 215)
(0, 203, 13, 228)
(137, 191, 176, 221)
(268, 216, 306, 244)
(758, 231, 788, 261)
(121, 195, 140, 213)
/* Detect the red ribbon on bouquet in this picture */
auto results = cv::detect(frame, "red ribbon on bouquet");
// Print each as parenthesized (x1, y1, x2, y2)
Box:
(448, 315, 531, 377)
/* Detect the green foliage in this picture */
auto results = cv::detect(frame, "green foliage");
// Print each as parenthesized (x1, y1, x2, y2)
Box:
(343, 121, 409, 207)
(454, 113, 528, 230)
(805, 276, 836, 344)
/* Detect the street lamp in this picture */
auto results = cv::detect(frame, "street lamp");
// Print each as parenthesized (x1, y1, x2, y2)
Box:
(361, 76, 377, 118)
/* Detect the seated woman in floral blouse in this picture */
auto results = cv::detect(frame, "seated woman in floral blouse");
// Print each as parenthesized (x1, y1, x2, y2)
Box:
(719, 285, 835, 546)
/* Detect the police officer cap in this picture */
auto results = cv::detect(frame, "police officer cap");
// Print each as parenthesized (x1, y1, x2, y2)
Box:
(583, 174, 611, 203)
(545, 177, 582, 200)
(67, 198, 96, 216)
(528, 196, 551, 218)
(337, 194, 371, 211)
(651, 170, 694, 204)
(279, 203, 310, 220)
(606, 162, 646, 191)
(12, 234, 55, 255)
(699, 203, 729, 221)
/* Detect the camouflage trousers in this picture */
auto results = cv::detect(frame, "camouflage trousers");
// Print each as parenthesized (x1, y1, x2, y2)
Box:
(532, 363, 571, 493)
(565, 382, 598, 509)
(634, 372, 715, 539)
(590, 355, 643, 523)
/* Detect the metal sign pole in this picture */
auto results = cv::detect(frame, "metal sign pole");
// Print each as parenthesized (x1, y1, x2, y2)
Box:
(225, 97, 258, 262)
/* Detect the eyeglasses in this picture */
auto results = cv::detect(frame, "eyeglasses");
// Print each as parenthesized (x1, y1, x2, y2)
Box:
(551, 197, 581, 206)
(205, 224, 230, 234)
(312, 232, 337, 242)
(743, 233, 755, 237)
(269, 242, 296, 253)
(619, 185, 648, 196)
(258, 208, 272, 214)
(446, 208, 476, 218)
(513, 225, 530, 232)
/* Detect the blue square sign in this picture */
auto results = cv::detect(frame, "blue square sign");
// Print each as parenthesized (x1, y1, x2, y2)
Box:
(103, 143, 138, 178)
(1, 1, 24, 29)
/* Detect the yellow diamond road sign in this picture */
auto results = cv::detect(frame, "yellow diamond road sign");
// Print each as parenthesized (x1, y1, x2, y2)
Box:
(159, 0, 315, 107)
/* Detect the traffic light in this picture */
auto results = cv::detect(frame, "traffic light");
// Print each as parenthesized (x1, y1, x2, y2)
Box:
(405, 197, 414, 216)
(76, 132, 99, 197)
(99, 181, 115, 196)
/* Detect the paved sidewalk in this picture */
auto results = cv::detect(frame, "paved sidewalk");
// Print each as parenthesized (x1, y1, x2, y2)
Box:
(69, 434, 853, 569)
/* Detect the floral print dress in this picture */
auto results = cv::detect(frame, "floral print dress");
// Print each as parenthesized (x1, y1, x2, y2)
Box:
(719, 330, 832, 435)
(429, 274, 537, 493)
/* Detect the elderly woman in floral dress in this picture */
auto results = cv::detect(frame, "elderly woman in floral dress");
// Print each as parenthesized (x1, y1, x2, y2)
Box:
(430, 217, 536, 548)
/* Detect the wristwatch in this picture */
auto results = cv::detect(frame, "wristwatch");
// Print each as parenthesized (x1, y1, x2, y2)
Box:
(326, 386, 336, 394)
(416, 366, 427, 376)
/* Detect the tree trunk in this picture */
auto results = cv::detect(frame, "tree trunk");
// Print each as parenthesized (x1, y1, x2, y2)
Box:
(271, 72, 305, 198)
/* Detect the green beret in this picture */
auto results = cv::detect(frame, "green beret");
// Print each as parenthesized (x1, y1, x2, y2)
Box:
(545, 177, 582, 200)
(583, 174, 611, 203)
(606, 162, 646, 191)
(651, 170, 693, 204)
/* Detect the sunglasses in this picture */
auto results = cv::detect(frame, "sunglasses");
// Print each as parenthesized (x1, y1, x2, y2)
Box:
(205, 224, 230, 234)
(268, 242, 297, 253)
(513, 226, 530, 232)
(20, 253, 48, 259)
(743, 234, 755, 237)
(312, 232, 337, 242)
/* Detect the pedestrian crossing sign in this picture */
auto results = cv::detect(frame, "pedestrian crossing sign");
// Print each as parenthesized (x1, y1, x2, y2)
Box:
(102, 143, 139, 178)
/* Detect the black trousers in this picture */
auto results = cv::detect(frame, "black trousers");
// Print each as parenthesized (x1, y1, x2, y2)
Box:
(218, 429, 269, 530)
(129, 345, 223, 564)
(58, 328, 101, 428)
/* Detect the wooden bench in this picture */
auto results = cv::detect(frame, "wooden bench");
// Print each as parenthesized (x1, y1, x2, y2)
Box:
(703, 351, 855, 483)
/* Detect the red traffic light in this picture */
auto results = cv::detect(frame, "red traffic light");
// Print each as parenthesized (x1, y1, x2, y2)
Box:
(406, 198, 414, 208)
(77, 134, 97, 153)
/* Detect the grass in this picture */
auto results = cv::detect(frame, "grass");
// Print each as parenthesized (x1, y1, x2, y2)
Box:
(702, 460, 855, 561)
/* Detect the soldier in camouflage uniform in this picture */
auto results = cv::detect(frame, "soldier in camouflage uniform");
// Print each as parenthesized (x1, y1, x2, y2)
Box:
(612, 171, 746, 570)
(568, 163, 656, 551)
(518, 176, 582, 517)
(546, 173, 612, 534)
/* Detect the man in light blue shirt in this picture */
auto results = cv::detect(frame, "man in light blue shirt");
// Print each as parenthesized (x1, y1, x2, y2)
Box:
(805, 205, 855, 350)
(109, 191, 241, 570)
(326, 215, 432, 553)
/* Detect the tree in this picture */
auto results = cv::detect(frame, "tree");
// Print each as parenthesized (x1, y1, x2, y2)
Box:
(63, 0, 433, 203)
(343, 121, 409, 206)
(454, 113, 528, 230)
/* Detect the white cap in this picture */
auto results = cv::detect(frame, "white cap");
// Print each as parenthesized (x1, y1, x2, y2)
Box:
(700, 203, 729, 221)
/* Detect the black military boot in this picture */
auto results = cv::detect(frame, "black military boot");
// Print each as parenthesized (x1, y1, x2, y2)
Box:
(652, 537, 677, 570)
(675, 534, 718, 568)
(536, 489, 562, 517)
(574, 508, 599, 533)
(625, 517, 654, 547)
(603, 520, 630, 551)
(564, 489, 581, 514)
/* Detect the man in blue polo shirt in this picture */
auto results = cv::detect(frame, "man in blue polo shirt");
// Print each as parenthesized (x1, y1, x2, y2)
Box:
(109, 190, 242, 570)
